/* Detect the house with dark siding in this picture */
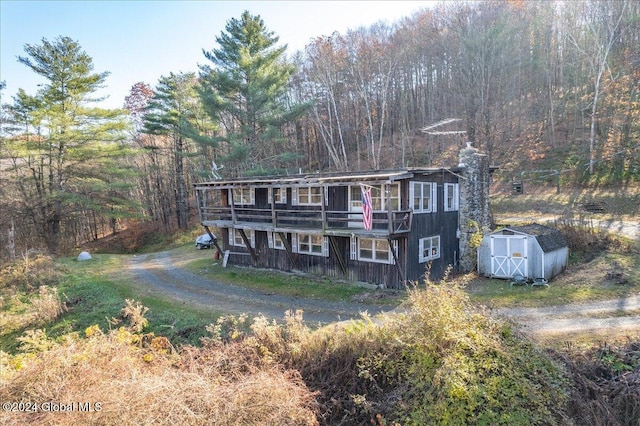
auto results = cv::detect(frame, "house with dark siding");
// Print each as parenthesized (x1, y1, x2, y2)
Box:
(194, 146, 492, 289)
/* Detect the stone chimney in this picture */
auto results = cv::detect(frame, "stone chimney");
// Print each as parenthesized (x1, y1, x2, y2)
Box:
(458, 142, 491, 272)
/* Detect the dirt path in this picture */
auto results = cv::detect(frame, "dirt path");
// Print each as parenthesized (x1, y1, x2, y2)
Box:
(127, 251, 395, 325)
(494, 296, 640, 337)
(125, 248, 639, 337)
(496, 214, 640, 240)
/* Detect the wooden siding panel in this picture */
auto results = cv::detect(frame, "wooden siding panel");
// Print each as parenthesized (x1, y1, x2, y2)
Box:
(202, 170, 461, 287)
(406, 179, 459, 283)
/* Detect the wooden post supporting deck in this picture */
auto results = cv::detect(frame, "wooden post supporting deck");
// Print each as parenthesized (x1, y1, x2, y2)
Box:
(321, 185, 327, 231)
(328, 235, 347, 276)
(238, 229, 258, 265)
(386, 183, 393, 235)
(278, 232, 298, 269)
(229, 188, 237, 225)
(388, 237, 406, 285)
(203, 225, 224, 258)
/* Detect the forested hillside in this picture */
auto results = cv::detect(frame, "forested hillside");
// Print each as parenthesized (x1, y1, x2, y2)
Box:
(1, 0, 638, 256)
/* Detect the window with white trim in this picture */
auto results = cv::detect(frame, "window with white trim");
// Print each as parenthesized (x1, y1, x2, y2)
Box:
(268, 187, 287, 204)
(444, 183, 459, 212)
(349, 184, 400, 211)
(297, 186, 322, 205)
(228, 228, 255, 248)
(351, 237, 396, 264)
(232, 187, 254, 205)
(410, 182, 437, 213)
(294, 233, 327, 256)
(268, 232, 286, 250)
(419, 235, 440, 263)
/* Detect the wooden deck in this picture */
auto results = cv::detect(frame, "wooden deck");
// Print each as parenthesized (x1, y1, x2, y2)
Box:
(200, 206, 412, 239)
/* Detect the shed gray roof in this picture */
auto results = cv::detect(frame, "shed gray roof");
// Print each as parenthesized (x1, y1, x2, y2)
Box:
(497, 224, 568, 253)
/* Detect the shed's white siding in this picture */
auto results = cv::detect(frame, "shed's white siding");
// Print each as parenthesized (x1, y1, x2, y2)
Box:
(477, 225, 568, 281)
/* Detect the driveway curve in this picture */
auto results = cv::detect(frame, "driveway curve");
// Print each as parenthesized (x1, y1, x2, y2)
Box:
(128, 251, 395, 325)
(126, 249, 639, 337)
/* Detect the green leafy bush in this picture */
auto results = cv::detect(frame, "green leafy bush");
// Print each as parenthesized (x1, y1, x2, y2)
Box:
(242, 281, 571, 425)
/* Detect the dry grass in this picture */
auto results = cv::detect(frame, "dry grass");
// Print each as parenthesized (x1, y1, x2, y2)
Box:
(1, 254, 67, 332)
(0, 286, 67, 334)
(558, 339, 640, 426)
(0, 308, 318, 426)
(0, 253, 64, 292)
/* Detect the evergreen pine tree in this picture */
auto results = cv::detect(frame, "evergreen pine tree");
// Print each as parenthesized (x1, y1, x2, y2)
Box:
(4, 36, 133, 254)
(199, 11, 306, 175)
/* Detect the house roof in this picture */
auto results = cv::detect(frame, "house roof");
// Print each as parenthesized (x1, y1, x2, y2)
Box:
(194, 167, 464, 188)
(494, 224, 568, 253)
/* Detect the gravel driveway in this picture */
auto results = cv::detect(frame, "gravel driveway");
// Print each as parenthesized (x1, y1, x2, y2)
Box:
(126, 247, 639, 337)
(494, 296, 640, 337)
(128, 251, 395, 325)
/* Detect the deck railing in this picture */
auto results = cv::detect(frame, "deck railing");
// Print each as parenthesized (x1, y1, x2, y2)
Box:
(199, 206, 412, 235)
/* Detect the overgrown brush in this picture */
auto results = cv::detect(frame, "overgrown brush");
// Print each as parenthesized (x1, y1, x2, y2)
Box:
(1, 280, 585, 425)
(0, 286, 66, 335)
(560, 340, 640, 426)
(555, 218, 613, 261)
(0, 254, 67, 336)
(0, 301, 318, 426)
(231, 281, 571, 425)
(0, 253, 64, 293)
(381, 283, 570, 425)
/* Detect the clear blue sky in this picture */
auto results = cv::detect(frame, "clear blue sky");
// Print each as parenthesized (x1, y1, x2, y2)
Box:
(1, 1, 433, 109)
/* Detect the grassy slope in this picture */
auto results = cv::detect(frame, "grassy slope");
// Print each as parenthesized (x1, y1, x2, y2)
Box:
(0, 254, 219, 354)
(490, 183, 639, 218)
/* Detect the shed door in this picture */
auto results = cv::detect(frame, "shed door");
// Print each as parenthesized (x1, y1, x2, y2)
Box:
(490, 235, 528, 278)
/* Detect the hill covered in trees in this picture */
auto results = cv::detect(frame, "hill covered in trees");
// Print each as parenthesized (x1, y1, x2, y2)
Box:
(1, 0, 638, 256)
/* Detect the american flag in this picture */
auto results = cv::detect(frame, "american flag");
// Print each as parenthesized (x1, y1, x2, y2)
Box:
(361, 186, 373, 230)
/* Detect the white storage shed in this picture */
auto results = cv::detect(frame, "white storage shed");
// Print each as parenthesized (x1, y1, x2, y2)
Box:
(477, 224, 568, 281)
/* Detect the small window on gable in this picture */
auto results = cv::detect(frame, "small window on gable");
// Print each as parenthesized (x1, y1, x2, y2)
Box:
(410, 182, 437, 213)
(419, 235, 440, 263)
(444, 183, 459, 212)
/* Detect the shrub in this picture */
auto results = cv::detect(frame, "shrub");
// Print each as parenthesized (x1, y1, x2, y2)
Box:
(120, 299, 149, 332)
(30, 286, 66, 324)
(555, 218, 612, 262)
(561, 340, 640, 426)
(385, 283, 570, 425)
(0, 253, 64, 293)
(0, 286, 66, 337)
(241, 282, 571, 425)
